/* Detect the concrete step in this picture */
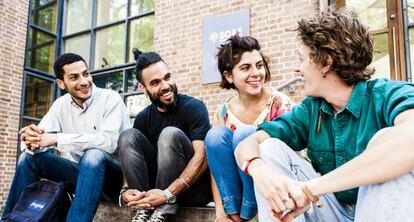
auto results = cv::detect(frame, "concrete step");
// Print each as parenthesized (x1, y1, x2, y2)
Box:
(93, 202, 215, 222)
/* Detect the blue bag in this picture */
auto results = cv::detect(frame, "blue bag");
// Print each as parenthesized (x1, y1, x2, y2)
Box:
(6, 179, 71, 222)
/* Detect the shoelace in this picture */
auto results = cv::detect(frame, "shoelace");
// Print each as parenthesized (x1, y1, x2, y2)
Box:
(148, 211, 167, 222)
(132, 210, 152, 222)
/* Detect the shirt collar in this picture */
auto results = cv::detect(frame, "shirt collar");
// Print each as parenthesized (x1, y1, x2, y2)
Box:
(319, 81, 367, 119)
(344, 81, 366, 119)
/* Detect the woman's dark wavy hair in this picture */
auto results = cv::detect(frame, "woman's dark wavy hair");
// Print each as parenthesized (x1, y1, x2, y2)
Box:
(216, 34, 271, 89)
(296, 8, 374, 85)
(132, 48, 165, 84)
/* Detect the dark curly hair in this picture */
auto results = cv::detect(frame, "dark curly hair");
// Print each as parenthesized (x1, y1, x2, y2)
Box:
(216, 34, 271, 89)
(296, 8, 374, 85)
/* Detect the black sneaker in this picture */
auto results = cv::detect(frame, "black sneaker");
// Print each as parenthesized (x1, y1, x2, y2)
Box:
(148, 210, 168, 222)
(132, 209, 152, 222)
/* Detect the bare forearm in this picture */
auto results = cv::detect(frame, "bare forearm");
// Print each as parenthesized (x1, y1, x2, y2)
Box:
(235, 130, 270, 167)
(308, 123, 414, 196)
(168, 151, 208, 195)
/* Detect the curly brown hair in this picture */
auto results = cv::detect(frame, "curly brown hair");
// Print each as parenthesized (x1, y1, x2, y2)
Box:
(296, 8, 374, 85)
(216, 34, 271, 89)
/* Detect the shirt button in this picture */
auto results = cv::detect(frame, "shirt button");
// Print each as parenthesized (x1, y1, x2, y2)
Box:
(319, 157, 323, 162)
(338, 156, 344, 162)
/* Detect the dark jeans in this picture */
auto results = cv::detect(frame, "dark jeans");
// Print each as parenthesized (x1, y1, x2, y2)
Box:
(118, 127, 212, 214)
(2, 149, 123, 222)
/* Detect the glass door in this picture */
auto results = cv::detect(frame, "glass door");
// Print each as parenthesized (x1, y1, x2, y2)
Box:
(337, 0, 406, 80)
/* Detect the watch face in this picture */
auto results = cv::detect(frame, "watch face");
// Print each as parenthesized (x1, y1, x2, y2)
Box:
(166, 195, 176, 204)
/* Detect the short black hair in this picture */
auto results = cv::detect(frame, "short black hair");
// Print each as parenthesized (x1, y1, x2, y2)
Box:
(53, 53, 87, 80)
(133, 48, 165, 84)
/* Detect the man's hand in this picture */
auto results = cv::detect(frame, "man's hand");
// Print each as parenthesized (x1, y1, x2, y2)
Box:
(28, 133, 58, 150)
(134, 189, 167, 208)
(19, 124, 44, 149)
(122, 189, 147, 209)
(249, 162, 309, 220)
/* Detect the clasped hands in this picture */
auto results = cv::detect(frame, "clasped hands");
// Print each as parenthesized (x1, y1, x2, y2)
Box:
(121, 189, 167, 209)
(250, 163, 318, 222)
(19, 124, 57, 150)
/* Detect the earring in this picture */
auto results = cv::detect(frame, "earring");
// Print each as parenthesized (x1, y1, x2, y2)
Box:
(322, 71, 328, 79)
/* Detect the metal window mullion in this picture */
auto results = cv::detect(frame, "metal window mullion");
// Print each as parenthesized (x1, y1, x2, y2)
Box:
(90, 0, 98, 70)
(125, 0, 131, 63)
(403, 0, 412, 81)
(30, 24, 57, 37)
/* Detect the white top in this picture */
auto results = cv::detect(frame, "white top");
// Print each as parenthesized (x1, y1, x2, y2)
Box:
(21, 85, 131, 162)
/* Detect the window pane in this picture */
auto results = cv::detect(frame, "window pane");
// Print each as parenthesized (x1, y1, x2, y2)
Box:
(127, 69, 139, 92)
(26, 28, 55, 73)
(65, 35, 91, 66)
(93, 72, 124, 93)
(129, 15, 154, 62)
(347, 0, 387, 30)
(30, 0, 57, 32)
(95, 24, 126, 69)
(24, 75, 53, 118)
(409, 28, 414, 77)
(125, 94, 150, 119)
(130, 0, 154, 16)
(408, 0, 414, 24)
(370, 33, 391, 79)
(65, 0, 92, 34)
(97, 0, 127, 26)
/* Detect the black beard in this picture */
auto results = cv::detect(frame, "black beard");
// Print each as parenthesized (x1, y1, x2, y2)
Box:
(148, 84, 179, 112)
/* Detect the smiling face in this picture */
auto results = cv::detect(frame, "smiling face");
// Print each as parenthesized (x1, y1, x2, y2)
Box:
(139, 61, 178, 112)
(225, 50, 267, 96)
(294, 42, 326, 97)
(56, 60, 93, 107)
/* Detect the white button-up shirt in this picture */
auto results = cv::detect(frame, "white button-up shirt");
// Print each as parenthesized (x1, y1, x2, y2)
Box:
(21, 85, 131, 162)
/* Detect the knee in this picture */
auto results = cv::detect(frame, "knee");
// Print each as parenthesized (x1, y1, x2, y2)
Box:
(205, 125, 231, 150)
(232, 125, 256, 149)
(117, 128, 145, 154)
(158, 127, 185, 145)
(80, 149, 107, 168)
(16, 152, 35, 168)
(259, 138, 289, 162)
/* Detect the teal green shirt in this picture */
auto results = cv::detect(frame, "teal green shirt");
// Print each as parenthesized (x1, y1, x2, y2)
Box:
(258, 79, 414, 205)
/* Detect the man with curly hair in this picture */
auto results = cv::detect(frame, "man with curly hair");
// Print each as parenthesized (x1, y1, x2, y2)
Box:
(235, 9, 414, 222)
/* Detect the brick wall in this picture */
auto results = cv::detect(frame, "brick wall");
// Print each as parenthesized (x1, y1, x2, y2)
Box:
(0, 0, 28, 213)
(154, 0, 319, 114)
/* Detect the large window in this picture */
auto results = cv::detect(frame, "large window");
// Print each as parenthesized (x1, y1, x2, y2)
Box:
(22, 0, 154, 134)
(63, 0, 154, 69)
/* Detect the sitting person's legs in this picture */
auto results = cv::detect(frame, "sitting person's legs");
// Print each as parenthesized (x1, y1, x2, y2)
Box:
(256, 138, 354, 222)
(232, 125, 258, 219)
(117, 128, 157, 191)
(206, 125, 257, 219)
(68, 148, 123, 222)
(157, 126, 212, 214)
(354, 128, 414, 222)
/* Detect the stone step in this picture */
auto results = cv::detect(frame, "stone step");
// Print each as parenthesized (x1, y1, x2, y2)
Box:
(93, 202, 215, 222)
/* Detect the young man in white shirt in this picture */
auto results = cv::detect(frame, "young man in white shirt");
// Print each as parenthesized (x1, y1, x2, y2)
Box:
(2, 53, 130, 222)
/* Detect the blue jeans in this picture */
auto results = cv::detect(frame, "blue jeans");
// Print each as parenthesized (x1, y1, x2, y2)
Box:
(256, 135, 414, 222)
(2, 149, 123, 222)
(205, 125, 257, 220)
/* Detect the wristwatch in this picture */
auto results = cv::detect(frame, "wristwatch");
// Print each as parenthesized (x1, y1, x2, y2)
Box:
(163, 189, 177, 204)
(241, 156, 262, 175)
